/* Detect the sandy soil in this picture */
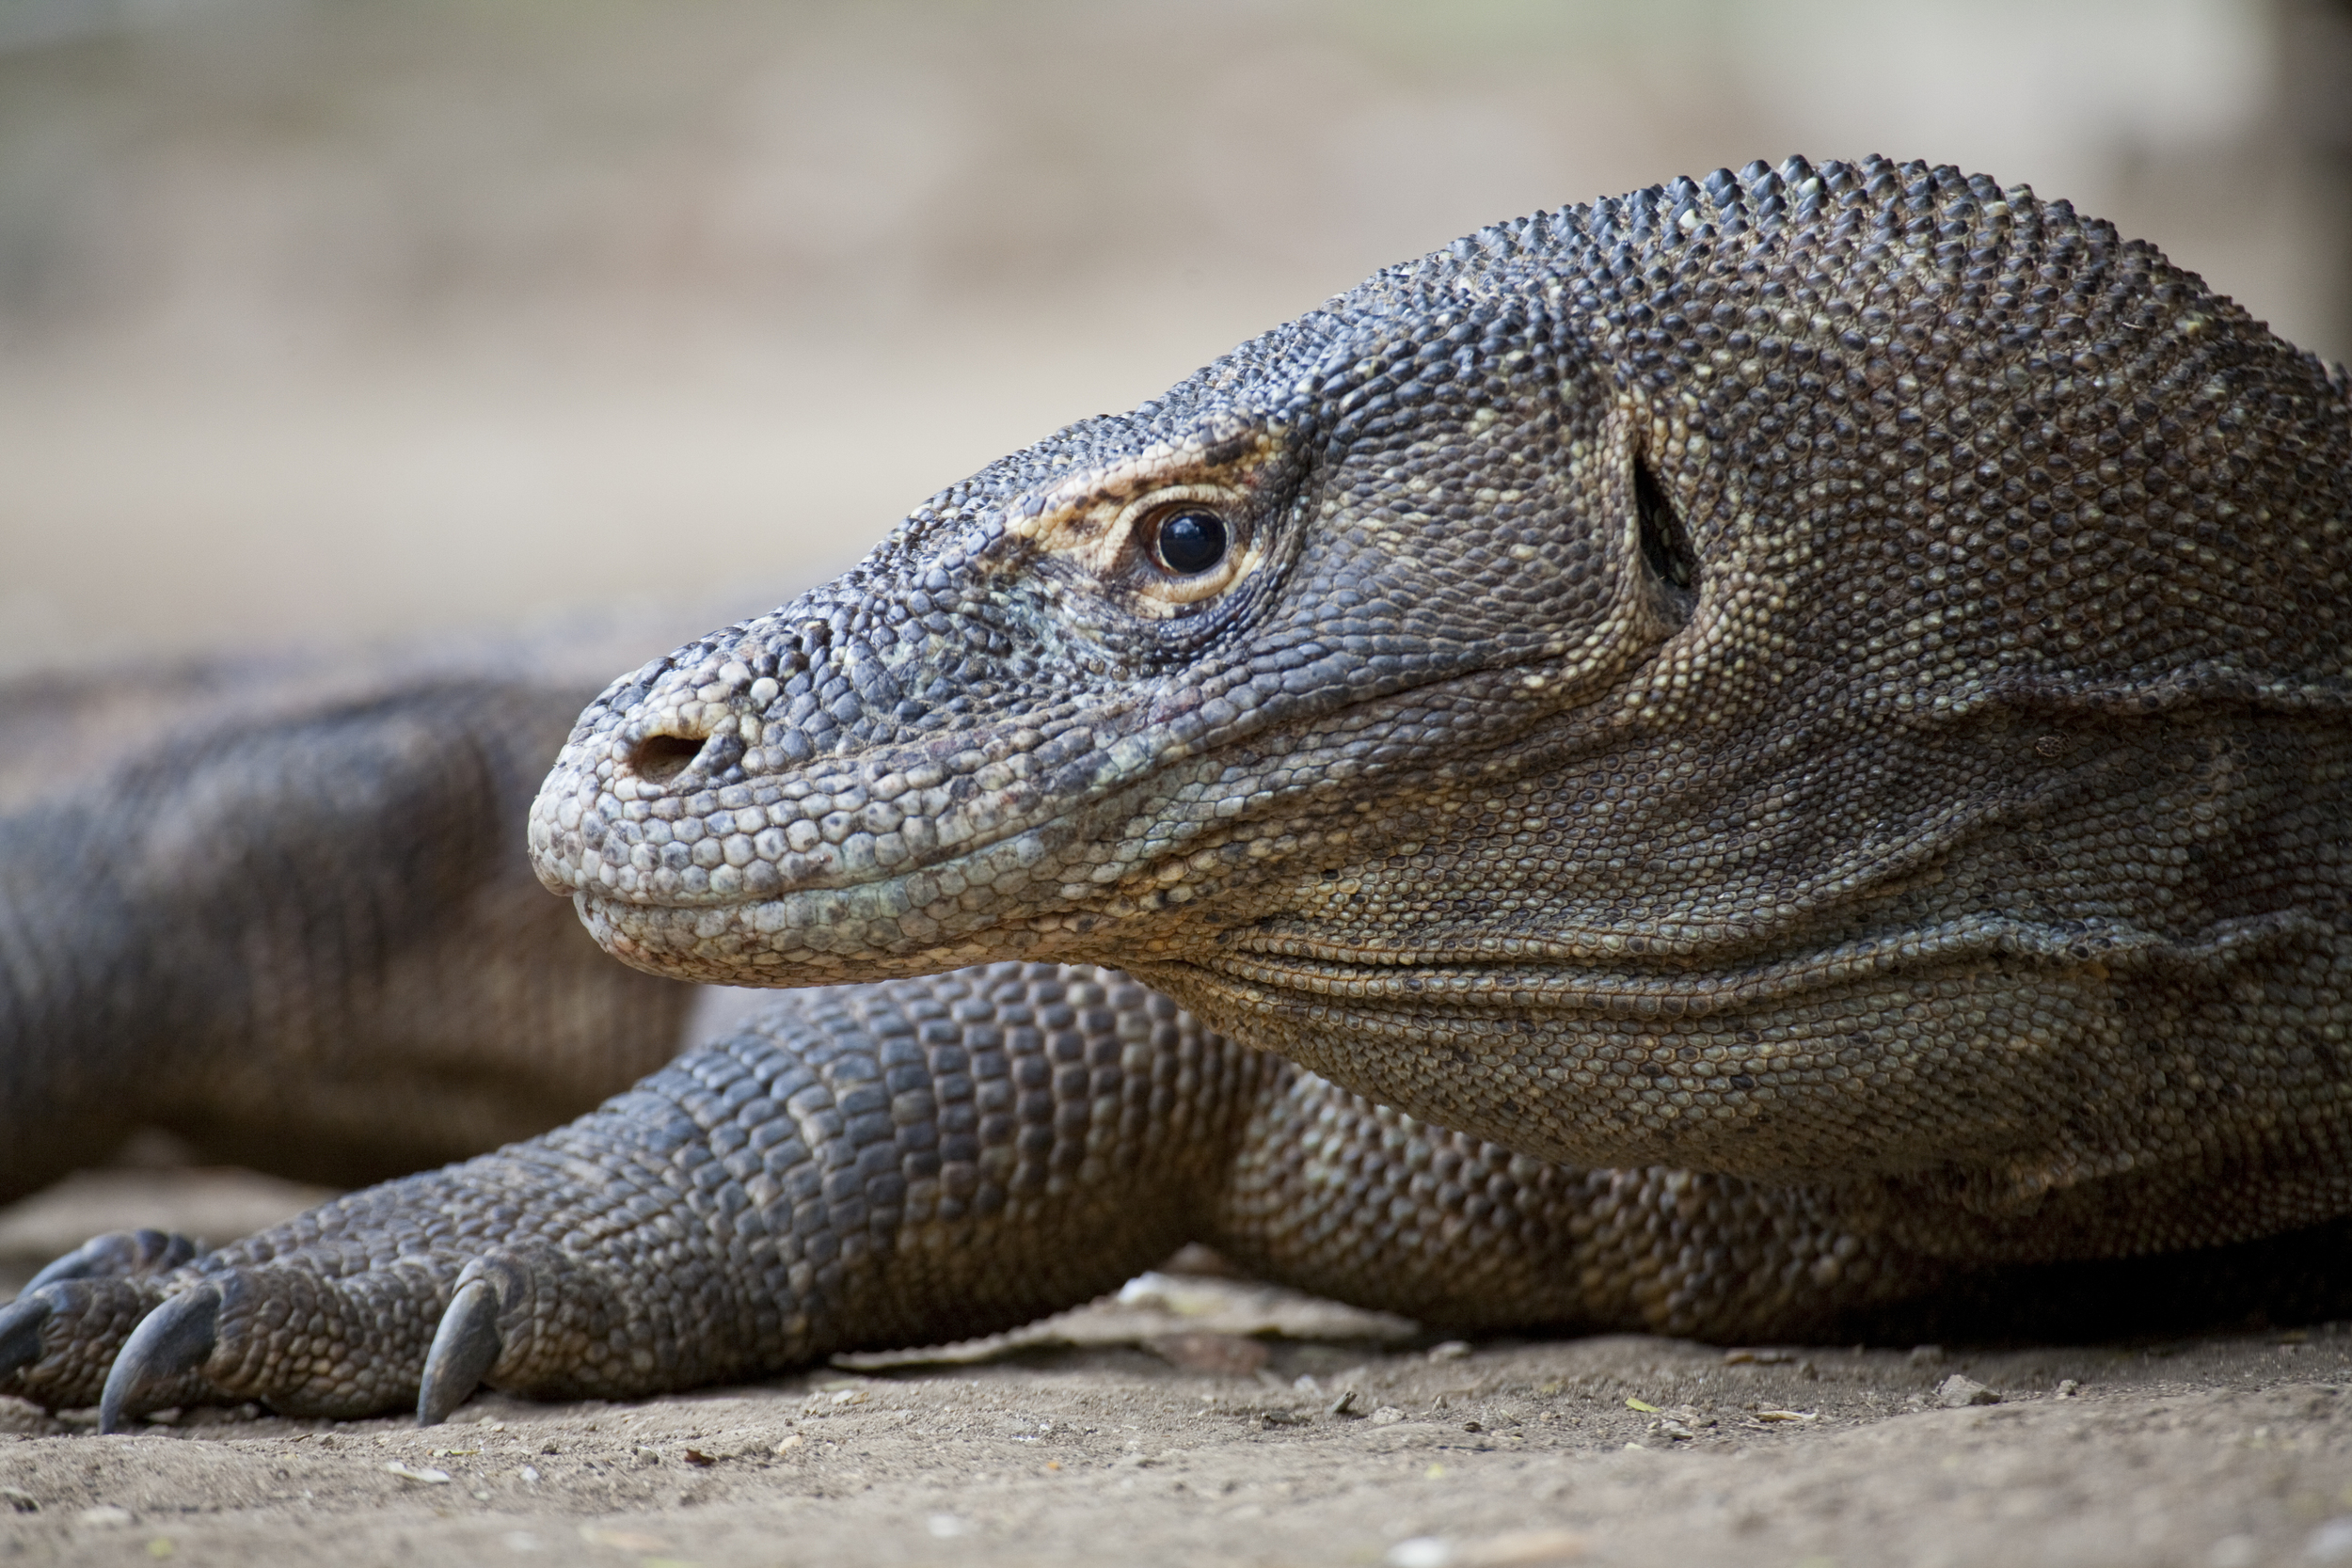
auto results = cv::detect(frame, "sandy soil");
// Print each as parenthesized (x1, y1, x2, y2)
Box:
(1, 1171, 2348, 1568)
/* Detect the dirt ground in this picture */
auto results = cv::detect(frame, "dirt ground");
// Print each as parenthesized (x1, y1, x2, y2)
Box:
(0, 1169, 2347, 1568)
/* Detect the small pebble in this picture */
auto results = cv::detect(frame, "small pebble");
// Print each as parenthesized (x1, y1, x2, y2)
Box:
(1935, 1374, 2000, 1409)
(1388, 1538, 1452, 1568)
(1428, 1341, 1472, 1362)
(1370, 1407, 1406, 1427)
(75, 1506, 134, 1527)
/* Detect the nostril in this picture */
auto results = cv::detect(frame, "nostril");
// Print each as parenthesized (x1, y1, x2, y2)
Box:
(628, 734, 705, 784)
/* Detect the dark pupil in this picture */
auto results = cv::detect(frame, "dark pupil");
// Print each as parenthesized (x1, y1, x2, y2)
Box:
(1156, 512, 1228, 575)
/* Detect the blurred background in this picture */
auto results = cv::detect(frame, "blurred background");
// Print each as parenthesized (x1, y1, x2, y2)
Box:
(0, 0, 2346, 683)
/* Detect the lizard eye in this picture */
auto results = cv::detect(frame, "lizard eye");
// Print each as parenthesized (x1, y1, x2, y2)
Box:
(1095, 486, 1257, 610)
(1145, 509, 1230, 578)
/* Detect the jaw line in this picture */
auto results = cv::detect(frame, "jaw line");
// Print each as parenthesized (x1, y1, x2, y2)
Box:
(1175, 909, 2321, 1019)
(571, 719, 1171, 915)
(569, 807, 1115, 978)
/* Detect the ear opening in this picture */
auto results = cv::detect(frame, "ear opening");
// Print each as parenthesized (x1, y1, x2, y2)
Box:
(1632, 452, 1699, 612)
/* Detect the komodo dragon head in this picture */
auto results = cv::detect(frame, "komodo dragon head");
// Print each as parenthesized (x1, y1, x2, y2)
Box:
(532, 156, 2352, 1201)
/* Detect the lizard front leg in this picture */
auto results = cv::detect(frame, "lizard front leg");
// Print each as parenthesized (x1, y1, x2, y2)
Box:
(1, 965, 1260, 1424)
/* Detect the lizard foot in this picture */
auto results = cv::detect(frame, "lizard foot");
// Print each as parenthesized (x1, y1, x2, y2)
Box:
(6, 1219, 463, 1428)
(2, 1191, 664, 1429)
(10, 1229, 676, 1430)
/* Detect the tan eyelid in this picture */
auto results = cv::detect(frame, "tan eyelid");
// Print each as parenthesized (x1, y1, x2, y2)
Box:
(1004, 418, 1286, 612)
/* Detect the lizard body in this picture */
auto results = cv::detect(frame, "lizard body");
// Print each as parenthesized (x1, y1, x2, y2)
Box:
(0, 679, 695, 1197)
(531, 150, 2352, 1261)
(3, 154, 2348, 1427)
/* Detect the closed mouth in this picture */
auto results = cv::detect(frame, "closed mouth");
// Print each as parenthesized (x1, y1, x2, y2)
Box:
(1183, 909, 2318, 1017)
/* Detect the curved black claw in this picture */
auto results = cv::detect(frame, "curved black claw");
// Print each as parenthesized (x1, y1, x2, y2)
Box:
(417, 1276, 501, 1427)
(98, 1283, 219, 1434)
(25, 1229, 199, 1293)
(0, 1296, 52, 1380)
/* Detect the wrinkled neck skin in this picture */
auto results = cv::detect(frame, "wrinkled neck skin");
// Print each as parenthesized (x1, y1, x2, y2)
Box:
(531, 157, 2352, 1200)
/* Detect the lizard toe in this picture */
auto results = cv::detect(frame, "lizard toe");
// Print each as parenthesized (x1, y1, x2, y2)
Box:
(412, 1245, 648, 1414)
(167, 1257, 453, 1421)
(98, 1283, 219, 1433)
(0, 1276, 174, 1413)
(25, 1228, 201, 1292)
(0, 1296, 50, 1380)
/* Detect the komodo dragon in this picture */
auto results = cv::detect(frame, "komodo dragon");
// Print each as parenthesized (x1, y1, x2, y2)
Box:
(4, 154, 2350, 1433)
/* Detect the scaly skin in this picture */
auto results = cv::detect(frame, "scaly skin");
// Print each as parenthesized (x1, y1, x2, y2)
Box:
(5, 154, 2350, 1427)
